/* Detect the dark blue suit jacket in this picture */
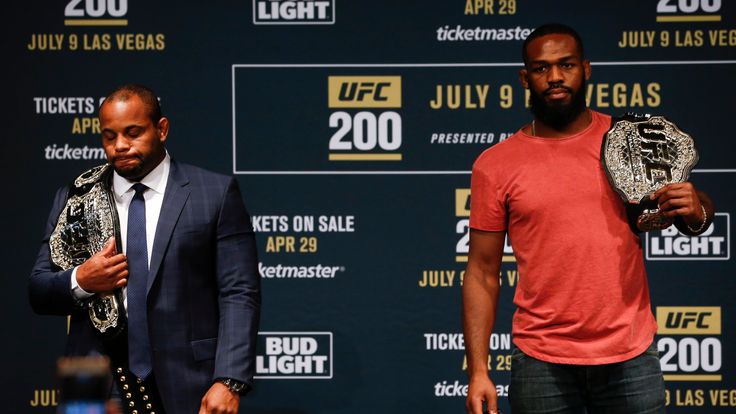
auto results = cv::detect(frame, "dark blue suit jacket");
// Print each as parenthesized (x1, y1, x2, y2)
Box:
(29, 160, 261, 413)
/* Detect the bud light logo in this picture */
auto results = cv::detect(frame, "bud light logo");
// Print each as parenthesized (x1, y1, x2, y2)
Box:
(255, 332, 333, 379)
(253, 0, 335, 25)
(646, 213, 730, 261)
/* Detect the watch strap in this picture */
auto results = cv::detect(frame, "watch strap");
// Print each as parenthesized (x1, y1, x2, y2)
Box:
(216, 377, 249, 395)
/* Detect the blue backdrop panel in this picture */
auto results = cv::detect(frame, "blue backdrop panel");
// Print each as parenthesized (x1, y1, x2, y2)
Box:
(4, 0, 735, 412)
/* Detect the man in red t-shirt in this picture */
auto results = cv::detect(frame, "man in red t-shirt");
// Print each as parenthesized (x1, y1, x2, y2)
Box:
(462, 23, 714, 414)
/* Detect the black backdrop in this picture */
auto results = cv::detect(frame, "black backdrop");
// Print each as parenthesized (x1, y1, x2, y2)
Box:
(4, 1, 736, 412)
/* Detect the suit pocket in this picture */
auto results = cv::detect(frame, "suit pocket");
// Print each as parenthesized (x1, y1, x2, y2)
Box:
(191, 337, 217, 361)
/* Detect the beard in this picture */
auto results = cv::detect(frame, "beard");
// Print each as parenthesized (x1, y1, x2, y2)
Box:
(109, 155, 145, 180)
(528, 80, 587, 130)
(110, 153, 160, 181)
(114, 163, 145, 180)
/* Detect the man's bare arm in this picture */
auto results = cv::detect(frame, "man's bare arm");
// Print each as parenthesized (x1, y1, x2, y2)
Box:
(463, 229, 505, 414)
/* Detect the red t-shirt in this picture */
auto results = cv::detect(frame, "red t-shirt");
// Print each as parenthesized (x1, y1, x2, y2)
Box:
(470, 110, 657, 364)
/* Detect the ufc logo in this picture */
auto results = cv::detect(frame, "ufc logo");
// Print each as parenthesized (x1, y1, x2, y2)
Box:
(338, 82, 392, 102)
(665, 311, 711, 329)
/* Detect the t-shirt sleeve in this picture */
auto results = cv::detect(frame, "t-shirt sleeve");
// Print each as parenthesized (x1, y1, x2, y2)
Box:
(469, 159, 507, 231)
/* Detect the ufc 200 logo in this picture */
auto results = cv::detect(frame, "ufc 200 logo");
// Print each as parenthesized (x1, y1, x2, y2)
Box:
(657, 0, 721, 14)
(327, 76, 403, 159)
(656, 307, 722, 377)
(65, 0, 128, 17)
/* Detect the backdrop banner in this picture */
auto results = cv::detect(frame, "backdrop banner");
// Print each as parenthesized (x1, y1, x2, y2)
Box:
(5, 1, 735, 412)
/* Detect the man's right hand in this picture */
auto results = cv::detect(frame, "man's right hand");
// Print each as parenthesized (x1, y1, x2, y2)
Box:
(466, 374, 499, 414)
(76, 238, 128, 292)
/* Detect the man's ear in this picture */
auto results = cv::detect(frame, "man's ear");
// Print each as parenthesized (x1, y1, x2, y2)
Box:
(519, 69, 529, 89)
(157, 117, 169, 143)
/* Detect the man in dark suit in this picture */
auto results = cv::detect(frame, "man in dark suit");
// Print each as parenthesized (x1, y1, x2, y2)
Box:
(29, 84, 261, 414)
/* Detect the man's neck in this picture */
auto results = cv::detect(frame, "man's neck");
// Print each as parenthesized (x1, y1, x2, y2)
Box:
(529, 109, 592, 138)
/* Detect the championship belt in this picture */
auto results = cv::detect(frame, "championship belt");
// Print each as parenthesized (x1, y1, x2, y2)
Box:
(602, 113, 699, 231)
(50, 164, 127, 339)
(50, 165, 166, 414)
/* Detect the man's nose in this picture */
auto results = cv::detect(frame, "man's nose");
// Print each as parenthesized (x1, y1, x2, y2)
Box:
(547, 65, 564, 84)
(114, 136, 130, 151)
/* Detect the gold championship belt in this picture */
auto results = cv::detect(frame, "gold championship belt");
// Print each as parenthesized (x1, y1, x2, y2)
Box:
(50, 164, 127, 339)
(602, 113, 699, 231)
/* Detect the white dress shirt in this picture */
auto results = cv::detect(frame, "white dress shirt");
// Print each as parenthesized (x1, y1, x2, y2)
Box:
(71, 153, 171, 308)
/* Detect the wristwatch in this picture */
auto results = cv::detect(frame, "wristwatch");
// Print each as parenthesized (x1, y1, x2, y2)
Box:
(216, 378, 249, 395)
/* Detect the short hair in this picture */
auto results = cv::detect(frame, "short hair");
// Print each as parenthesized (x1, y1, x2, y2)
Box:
(101, 83, 162, 124)
(522, 23, 585, 65)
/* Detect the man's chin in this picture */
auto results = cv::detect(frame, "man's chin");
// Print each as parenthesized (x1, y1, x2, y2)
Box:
(112, 164, 144, 180)
(530, 95, 586, 128)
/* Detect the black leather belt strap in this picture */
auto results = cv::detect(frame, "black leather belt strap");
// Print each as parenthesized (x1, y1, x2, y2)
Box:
(103, 330, 166, 414)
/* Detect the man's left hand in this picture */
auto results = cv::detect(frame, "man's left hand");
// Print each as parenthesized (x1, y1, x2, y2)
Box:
(651, 182, 704, 228)
(199, 382, 240, 414)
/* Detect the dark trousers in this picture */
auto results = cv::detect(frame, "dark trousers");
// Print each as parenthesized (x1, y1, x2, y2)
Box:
(509, 343, 666, 413)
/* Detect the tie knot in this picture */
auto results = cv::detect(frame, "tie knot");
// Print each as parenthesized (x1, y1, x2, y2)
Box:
(132, 183, 147, 195)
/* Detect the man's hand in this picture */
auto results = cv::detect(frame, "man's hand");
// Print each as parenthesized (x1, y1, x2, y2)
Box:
(467, 375, 499, 414)
(199, 382, 240, 414)
(651, 182, 705, 228)
(76, 238, 128, 292)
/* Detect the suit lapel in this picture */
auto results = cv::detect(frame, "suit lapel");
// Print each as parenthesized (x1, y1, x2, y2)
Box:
(147, 159, 190, 295)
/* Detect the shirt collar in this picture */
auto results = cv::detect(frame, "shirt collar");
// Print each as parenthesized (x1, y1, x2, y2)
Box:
(112, 152, 171, 197)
